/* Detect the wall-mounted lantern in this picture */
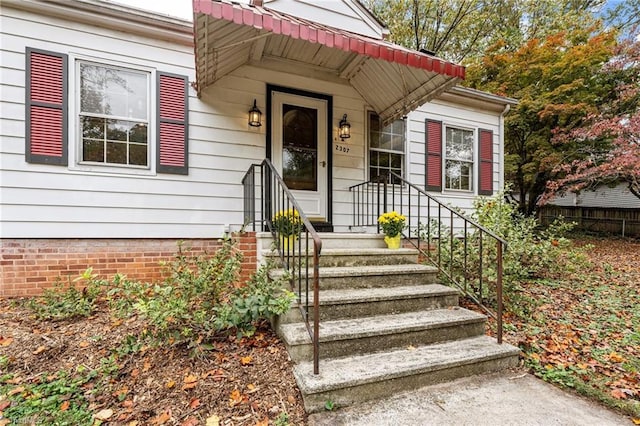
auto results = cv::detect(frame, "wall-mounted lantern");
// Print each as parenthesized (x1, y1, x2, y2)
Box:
(248, 99, 262, 127)
(338, 114, 351, 140)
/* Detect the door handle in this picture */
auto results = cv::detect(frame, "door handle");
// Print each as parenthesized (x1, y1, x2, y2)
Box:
(320, 161, 326, 168)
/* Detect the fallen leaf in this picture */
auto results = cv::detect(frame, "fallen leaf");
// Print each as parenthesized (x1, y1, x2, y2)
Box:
(406, 345, 416, 351)
(611, 389, 627, 399)
(0, 337, 13, 346)
(240, 356, 252, 366)
(131, 368, 140, 378)
(189, 398, 200, 409)
(151, 410, 171, 425)
(255, 418, 269, 426)
(631, 418, 640, 425)
(79, 341, 90, 348)
(60, 400, 70, 411)
(143, 360, 151, 372)
(94, 408, 114, 420)
(229, 389, 243, 407)
(181, 417, 199, 426)
(608, 352, 625, 363)
(205, 415, 220, 426)
(0, 400, 11, 410)
(182, 374, 198, 390)
(287, 395, 296, 405)
(128, 421, 139, 426)
(0, 420, 10, 426)
(33, 345, 47, 355)
(165, 379, 176, 389)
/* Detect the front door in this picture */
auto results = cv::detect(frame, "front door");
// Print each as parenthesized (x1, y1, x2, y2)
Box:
(271, 91, 328, 220)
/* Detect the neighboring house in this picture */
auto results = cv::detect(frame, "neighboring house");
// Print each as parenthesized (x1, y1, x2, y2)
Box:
(540, 183, 640, 237)
(0, 0, 516, 296)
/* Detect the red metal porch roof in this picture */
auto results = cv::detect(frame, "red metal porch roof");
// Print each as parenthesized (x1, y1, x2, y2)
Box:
(193, 0, 466, 123)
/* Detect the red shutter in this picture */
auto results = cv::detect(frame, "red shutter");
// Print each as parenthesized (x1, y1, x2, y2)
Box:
(478, 129, 493, 195)
(157, 72, 188, 174)
(425, 119, 442, 192)
(25, 48, 68, 165)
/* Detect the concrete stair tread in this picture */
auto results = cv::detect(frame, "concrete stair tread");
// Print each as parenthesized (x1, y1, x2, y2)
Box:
(300, 284, 458, 305)
(262, 247, 418, 255)
(280, 308, 486, 345)
(272, 263, 437, 278)
(294, 335, 520, 394)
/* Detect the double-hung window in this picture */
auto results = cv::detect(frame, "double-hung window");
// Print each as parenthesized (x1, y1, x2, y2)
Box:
(79, 62, 149, 167)
(425, 119, 493, 195)
(25, 48, 189, 175)
(444, 126, 474, 191)
(368, 112, 405, 184)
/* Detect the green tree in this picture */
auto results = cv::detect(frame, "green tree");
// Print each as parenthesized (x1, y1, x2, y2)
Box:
(363, 0, 604, 62)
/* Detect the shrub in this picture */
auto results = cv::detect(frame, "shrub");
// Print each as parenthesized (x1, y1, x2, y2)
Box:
(26, 269, 103, 320)
(103, 236, 293, 345)
(419, 189, 588, 314)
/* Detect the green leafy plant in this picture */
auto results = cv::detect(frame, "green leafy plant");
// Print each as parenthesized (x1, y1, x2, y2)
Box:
(214, 260, 295, 337)
(26, 268, 103, 320)
(0, 358, 119, 426)
(274, 411, 290, 426)
(324, 399, 336, 411)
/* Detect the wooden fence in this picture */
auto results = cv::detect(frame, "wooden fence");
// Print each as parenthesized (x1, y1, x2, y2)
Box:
(539, 206, 640, 237)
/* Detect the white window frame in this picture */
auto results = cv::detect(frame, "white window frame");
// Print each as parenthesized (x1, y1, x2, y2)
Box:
(68, 53, 156, 176)
(444, 125, 475, 193)
(367, 111, 406, 184)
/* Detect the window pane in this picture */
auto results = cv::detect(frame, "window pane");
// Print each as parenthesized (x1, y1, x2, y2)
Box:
(82, 116, 104, 139)
(129, 123, 148, 144)
(106, 141, 127, 164)
(390, 153, 402, 168)
(106, 120, 129, 142)
(129, 144, 147, 166)
(370, 131, 380, 148)
(83, 139, 104, 162)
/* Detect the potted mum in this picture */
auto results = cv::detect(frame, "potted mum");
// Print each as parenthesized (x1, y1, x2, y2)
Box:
(272, 208, 303, 251)
(378, 211, 406, 249)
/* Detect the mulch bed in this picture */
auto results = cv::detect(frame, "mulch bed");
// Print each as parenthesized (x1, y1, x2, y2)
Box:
(0, 298, 307, 425)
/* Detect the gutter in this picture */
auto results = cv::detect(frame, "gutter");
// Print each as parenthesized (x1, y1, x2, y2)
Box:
(3, 0, 194, 46)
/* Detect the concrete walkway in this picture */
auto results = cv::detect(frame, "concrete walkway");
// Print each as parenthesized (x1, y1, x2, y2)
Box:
(308, 370, 631, 425)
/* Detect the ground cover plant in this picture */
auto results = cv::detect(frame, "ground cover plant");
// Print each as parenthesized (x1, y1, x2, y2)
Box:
(0, 238, 305, 425)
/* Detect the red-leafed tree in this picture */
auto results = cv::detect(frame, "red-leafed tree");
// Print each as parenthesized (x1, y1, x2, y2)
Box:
(542, 35, 640, 203)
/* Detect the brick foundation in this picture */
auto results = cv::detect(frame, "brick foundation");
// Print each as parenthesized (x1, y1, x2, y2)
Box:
(0, 233, 257, 297)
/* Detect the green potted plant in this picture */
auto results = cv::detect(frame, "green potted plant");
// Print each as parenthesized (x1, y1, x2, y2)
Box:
(377, 211, 406, 249)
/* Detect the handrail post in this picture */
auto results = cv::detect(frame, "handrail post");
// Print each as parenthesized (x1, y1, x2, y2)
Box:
(497, 240, 503, 344)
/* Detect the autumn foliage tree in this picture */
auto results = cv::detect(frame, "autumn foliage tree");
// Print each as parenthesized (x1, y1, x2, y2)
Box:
(542, 36, 640, 202)
(465, 26, 618, 213)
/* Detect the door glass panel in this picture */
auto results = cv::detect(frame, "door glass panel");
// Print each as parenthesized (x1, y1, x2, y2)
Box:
(282, 103, 317, 191)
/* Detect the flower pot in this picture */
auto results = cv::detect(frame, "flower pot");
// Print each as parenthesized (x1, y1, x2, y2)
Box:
(280, 234, 298, 252)
(384, 234, 401, 249)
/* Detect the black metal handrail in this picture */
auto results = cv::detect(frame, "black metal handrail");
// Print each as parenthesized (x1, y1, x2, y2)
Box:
(242, 159, 322, 373)
(349, 172, 506, 343)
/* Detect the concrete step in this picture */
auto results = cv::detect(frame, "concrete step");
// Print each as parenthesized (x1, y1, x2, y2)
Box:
(278, 284, 459, 324)
(263, 247, 420, 267)
(294, 335, 520, 412)
(279, 308, 487, 363)
(271, 263, 439, 290)
(257, 232, 387, 251)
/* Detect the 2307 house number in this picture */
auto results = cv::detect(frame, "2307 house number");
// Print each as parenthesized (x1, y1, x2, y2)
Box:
(335, 144, 350, 153)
